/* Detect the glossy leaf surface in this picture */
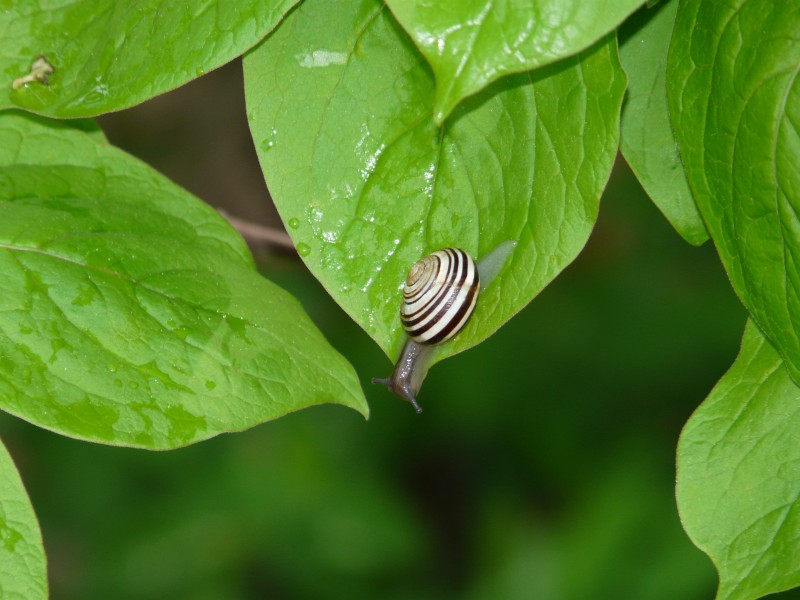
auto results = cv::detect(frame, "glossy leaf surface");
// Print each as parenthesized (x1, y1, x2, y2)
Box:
(244, 0, 626, 363)
(668, 0, 800, 382)
(0, 439, 46, 599)
(385, 0, 643, 122)
(677, 321, 800, 600)
(619, 0, 707, 245)
(0, 0, 298, 117)
(0, 113, 367, 449)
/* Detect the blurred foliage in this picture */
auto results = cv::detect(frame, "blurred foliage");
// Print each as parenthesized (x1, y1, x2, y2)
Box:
(3, 154, 784, 599)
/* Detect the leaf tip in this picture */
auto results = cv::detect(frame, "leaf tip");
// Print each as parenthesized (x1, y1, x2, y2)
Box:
(340, 391, 370, 420)
(354, 401, 370, 420)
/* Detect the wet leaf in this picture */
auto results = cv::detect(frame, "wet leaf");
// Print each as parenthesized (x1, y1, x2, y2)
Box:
(668, 0, 800, 383)
(0, 438, 47, 600)
(0, 112, 367, 449)
(244, 0, 626, 365)
(385, 0, 642, 122)
(0, 0, 299, 117)
(619, 0, 707, 245)
(677, 321, 800, 600)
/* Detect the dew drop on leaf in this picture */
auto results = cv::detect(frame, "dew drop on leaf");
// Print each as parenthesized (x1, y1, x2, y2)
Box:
(297, 242, 311, 257)
(261, 129, 278, 152)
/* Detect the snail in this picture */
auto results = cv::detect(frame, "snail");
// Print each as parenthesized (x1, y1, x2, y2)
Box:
(373, 242, 515, 413)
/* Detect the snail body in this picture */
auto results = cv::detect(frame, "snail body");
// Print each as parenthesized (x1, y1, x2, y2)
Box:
(372, 247, 481, 413)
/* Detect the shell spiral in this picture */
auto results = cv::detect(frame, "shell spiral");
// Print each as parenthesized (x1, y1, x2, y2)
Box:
(400, 248, 480, 345)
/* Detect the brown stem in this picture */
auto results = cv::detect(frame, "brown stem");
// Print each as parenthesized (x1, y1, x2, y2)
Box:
(217, 210, 295, 251)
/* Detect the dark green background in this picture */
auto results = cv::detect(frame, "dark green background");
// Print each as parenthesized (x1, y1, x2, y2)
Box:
(1, 59, 791, 599)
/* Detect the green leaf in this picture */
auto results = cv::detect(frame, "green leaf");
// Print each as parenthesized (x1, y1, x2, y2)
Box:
(619, 0, 707, 246)
(0, 438, 47, 600)
(244, 0, 626, 365)
(0, 112, 367, 449)
(0, 0, 299, 118)
(677, 320, 800, 600)
(668, 1, 800, 381)
(384, 0, 643, 122)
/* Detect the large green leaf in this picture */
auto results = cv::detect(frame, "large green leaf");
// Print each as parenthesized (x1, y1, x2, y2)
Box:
(244, 0, 626, 365)
(619, 0, 707, 246)
(0, 112, 367, 449)
(668, 1, 800, 381)
(677, 321, 800, 600)
(0, 438, 46, 599)
(0, 0, 299, 117)
(384, 0, 642, 122)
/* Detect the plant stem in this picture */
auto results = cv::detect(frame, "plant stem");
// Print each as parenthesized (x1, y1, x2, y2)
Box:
(217, 210, 295, 251)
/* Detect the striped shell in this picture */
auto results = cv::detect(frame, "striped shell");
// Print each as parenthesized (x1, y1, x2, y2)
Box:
(400, 248, 480, 345)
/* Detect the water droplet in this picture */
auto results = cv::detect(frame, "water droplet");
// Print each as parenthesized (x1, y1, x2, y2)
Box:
(205, 380, 217, 390)
(129, 381, 139, 390)
(196, 67, 205, 77)
(107, 364, 117, 373)
(114, 379, 123, 387)
(261, 128, 278, 152)
(297, 243, 311, 257)
(288, 218, 300, 229)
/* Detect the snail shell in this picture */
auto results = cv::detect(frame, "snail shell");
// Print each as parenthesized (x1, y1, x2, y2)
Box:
(401, 248, 480, 345)
(373, 247, 480, 413)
